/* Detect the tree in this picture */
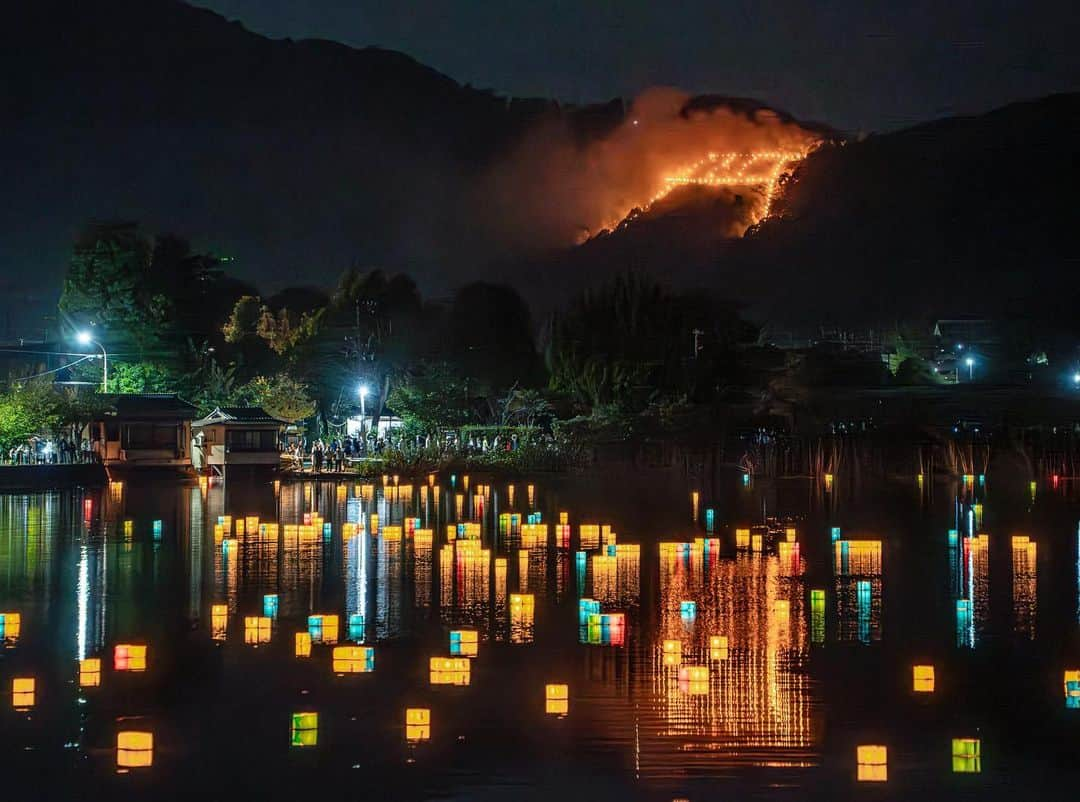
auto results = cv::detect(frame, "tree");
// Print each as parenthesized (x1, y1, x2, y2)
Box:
(387, 362, 474, 431)
(244, 374, 316, 423)
(109, 361, 175, 393)
(59, 222, 167, 351)
(0, 378, 65, 450)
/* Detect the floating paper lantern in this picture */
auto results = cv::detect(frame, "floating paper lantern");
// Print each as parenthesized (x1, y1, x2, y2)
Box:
(383, 525, 403, 542)
(742, 473, 751, 487)
(735, 528, 750, 549)
(559, 512, 569, 525)
(704, 508, 715, 532)
(545, 683, 569, 715)
(679, 600, 697, 619)
(580, 525, 600, 550)
(117, 731, 153, 768)
(123, 519, 133, 537)
(152, 520, 162, 540)
(79, 657, 101, 688)
(290, 712, 318, 747)
(348, 614, 366, 642)
(429, 657, 470, 685)
(12, 677, 35, 708)
(578, 598, 600, 626)
(709, 635, 728, 661)
(295, 632, 312, 658)
(332, 645, 375, 673)
(406, 708, 430, 741)
(0, 611, 21, 641)
(856, 745, 887, 782)
(952, 738, 981, 773)
(114, 644, 147, 672)
(751, 533, 763, 552)
(662, 639, 682, 666)
(235, 518, 246, 536)
(831, 526, 841, 542)
(449, 629, 479, 657)
(1064, 670, 1080, 708)
(308, 614, 340, 644)
(679, 665, 708, 683)
(824, 473, 834, 491)
(244, 616, 272, 645)
(263, 594, 279, 619)
(913, 665, 935, 693)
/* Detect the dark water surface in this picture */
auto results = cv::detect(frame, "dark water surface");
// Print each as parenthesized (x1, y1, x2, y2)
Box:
(1, 464, 1079, 800)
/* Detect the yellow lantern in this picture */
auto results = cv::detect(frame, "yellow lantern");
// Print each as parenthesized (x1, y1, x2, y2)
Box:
(12, 677, 35, 708)
(211, 604, 228, 640)
(709, 635, 729, 661)
(295, 632, 312, 658)
(332, 645, 375, 673)
(114, 644, 147, 672)
(913, 665, 935, 693)
(117, 731, 153, 768)
(662, 639, 682, 666)
(290, 712, 318, 747)
(79, 658, 102, 688)
(429, 656, 471, 686)
(244, 616, 272, 645)
(406, 708, 431, 741)
(856, 745, 887, 782)
(545, 683, 569, 715)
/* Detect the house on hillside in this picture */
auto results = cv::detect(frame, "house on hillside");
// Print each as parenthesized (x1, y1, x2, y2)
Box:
(90, 394, 198, 470)
(192, 407, 285, 476)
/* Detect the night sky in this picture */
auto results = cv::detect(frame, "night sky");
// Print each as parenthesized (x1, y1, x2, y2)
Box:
(199, 0, 1078, 132)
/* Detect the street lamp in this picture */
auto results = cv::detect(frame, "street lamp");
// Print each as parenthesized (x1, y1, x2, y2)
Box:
(1072, 372, 1080, 387)
(965, 356, 975, 381)
(76, 331, 108, 392)
(357, 384, 369, 435)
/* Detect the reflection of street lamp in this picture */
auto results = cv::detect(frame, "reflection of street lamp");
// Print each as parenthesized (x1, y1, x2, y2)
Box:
(357, 384, 369, 435)
(76, 331, 108, 392)
(965, 356, 975, 381)
(1072, 372, 1080, 387)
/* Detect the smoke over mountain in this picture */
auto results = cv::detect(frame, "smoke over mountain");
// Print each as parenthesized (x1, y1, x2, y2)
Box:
(475, 87, 824, 251)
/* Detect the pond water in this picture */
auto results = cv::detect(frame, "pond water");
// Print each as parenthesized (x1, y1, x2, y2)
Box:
(0, 464, 1078, 800)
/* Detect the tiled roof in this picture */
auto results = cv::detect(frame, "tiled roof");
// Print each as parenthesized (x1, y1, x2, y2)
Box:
(193, 406, 287, 426)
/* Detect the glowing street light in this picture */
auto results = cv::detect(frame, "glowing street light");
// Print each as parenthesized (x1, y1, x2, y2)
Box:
(1072, 372, 1080, 387)
(75, 331, 108, 392)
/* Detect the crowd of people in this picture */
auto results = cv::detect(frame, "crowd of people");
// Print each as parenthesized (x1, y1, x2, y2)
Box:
(2, 438, 96, 465)
(283, 428, 539, 473)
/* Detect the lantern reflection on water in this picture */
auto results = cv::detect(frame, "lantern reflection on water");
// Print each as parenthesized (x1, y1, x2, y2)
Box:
(678, 665, 708, 695)
(810, 589, 825, 644)
(406, 708, 431, 741)
(857, 745, 887, 782)
(580, 524, 600, 550)
(0, 611, 21, 642)
(244, 616, 272, 645)
(114, 644, 147, 672)
(545, 684, 569, 715)
(429, 657, 470, 686)
(79, 657, 102, 688)
(117, 731, 153, 768)
(510, 593, 535, 643)
(290, 712, 318, 747)
(211, 604, 228, 640)
(332, 645, 375, 673)
(913, 664, 935, 693)
(12, 677, 35, 708)
(952, 738, 981, 773)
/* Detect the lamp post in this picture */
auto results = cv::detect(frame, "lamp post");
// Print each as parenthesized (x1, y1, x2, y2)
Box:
(76, 331, 108, 392)
(357, 384, 369, 435)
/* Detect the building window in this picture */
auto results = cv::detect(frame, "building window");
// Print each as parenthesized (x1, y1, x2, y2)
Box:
(123, 424, 176, 449)
(226, 429, 277, 452)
